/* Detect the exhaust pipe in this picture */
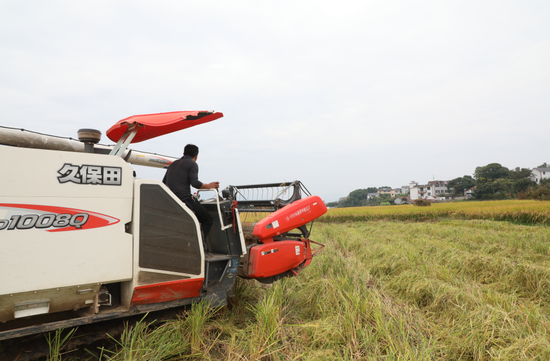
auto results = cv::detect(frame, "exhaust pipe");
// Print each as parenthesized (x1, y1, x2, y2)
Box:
(0, 126, 178, 169)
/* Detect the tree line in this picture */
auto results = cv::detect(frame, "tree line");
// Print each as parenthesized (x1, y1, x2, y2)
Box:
(326, 186, 407, 208)
(449, 162, 549, 200)
(327, 162, 549, 207)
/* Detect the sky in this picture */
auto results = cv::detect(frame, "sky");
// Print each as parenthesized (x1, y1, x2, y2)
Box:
(1, 1, 549, 202)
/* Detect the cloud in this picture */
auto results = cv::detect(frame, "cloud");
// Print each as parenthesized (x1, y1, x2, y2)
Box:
(1, 0, 549, 201)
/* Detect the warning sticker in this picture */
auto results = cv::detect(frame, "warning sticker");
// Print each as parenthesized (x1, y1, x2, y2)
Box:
(295, 245, 300, 255)
(272, 220, 279, 229)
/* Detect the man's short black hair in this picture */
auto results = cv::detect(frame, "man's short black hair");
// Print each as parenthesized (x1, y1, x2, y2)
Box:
(184, 144, 199, 158)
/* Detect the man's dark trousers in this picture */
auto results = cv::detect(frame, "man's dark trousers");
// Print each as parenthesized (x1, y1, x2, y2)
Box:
(182, 196, 214, 241)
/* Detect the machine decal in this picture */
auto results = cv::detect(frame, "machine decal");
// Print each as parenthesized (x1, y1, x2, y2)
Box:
(57, 163, 122, 185)
(288, 205, 311, 221)
(266, 220, 279, 230)
(138, 154, 172, 166)
(0, 204, 119, 232)
(261, 248, 278, 256)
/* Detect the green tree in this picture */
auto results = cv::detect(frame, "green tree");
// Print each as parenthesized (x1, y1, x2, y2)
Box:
(493, 178, 514, 198)
(474, 163, 510, 183)
(522, 180, 550, 200)
(538, 162, 548, 168)
(339, 188, 373, 207)
(447, 175, 475, 197)
(513, 178, 536, 194)
(509, 167, 532, 180)
(473, 183, 492, 200)
(474, 178, 517, 200)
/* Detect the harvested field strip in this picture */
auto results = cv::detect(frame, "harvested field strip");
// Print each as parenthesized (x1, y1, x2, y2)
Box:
(88, 218, 550, 360)
(321, 200, 550, 225)
(359, 222, 550, 301)
(317, 221, 550, 359)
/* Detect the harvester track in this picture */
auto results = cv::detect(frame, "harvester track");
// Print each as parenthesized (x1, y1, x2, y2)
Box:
(0, 307, 187, 361)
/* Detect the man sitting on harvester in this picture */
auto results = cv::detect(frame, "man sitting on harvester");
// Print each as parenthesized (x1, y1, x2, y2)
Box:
(162, 144, 219, 242)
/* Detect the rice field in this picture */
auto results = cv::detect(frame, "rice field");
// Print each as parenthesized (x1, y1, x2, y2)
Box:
(322, 200, 550, 225)
(50, 200, 550, 360)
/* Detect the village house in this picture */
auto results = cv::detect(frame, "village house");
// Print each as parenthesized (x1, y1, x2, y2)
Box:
(409, 180, 451, 200)
(377, 187, 395, 197)
(428, 180, 451, 196)
(531, 167, 550, 184)
(367, 192, 379, 200)
(409, 181, 428, 200)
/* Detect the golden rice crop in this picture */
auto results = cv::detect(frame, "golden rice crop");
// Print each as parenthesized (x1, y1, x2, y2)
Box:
(321, 200, 550, 225)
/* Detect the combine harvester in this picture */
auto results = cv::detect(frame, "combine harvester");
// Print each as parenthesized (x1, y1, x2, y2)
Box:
(0, 111, 326, 342)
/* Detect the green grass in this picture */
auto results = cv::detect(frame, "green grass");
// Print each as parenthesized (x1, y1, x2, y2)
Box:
(46, 328, 76, 361)
(99, 317, 188, 361)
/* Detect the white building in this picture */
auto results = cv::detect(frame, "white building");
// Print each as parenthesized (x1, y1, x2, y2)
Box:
(400, 185, 410, 195)
(409, 180, 450, 200)
(531, 168, 550, 184)
(428, 180, 450, 196)
(367, 192, 379, 200)
(409, 182, 431, 200)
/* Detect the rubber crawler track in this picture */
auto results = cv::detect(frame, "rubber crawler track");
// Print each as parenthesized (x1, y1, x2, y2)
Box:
(0, 307, 187, 361)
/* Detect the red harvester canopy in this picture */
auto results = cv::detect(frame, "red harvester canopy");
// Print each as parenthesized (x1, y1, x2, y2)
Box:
(106, 111, 223, 143)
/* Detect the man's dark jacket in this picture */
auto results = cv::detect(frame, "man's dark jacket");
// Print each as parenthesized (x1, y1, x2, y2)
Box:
(162, 156, 203, 200)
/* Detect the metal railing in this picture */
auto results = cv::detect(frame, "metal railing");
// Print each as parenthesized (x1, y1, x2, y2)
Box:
(222, 181, 311, 235)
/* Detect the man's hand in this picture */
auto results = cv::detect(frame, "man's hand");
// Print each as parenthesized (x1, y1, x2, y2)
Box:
(203, 182, 219, 189)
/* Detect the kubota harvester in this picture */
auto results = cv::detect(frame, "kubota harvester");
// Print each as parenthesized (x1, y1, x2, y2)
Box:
(0, 111, 326, 341)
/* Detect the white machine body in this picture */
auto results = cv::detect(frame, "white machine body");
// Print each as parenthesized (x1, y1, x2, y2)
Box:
(0, 145, 210, 325)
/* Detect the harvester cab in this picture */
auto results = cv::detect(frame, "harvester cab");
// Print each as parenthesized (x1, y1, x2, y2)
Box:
(0, 111, 327, 341)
